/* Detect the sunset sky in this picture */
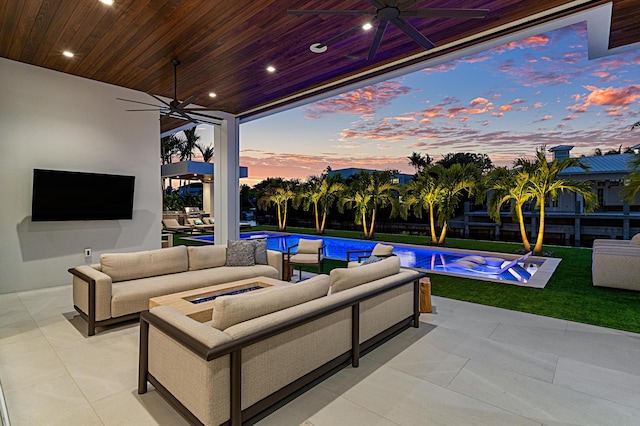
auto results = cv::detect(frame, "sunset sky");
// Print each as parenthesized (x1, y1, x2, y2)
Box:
(193, 21, 640, 187)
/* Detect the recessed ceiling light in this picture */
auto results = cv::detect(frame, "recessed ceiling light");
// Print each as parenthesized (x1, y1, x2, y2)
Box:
(310, 43, 328, 54)
(208, 92, 217, 98)
(266, 65, 276, 73)
(99, 0, 114, 5)
(62, 51, 74, 58)
(362, 22, 373, 31)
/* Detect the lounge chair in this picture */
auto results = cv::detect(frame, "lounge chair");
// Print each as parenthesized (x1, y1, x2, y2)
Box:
(286, 239, 326, 281)
(162, 218, 192, 233)
(186, 218, 214, 232)
(346, 243, 395, 267)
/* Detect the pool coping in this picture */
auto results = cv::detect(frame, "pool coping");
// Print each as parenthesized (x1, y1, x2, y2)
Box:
(182, 232, 559, 289)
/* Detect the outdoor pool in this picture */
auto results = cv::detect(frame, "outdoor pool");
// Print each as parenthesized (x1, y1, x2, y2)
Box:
(185, 231, 558, 288)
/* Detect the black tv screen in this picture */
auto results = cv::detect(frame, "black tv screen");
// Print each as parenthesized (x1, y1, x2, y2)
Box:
(32, 169, 135, 221)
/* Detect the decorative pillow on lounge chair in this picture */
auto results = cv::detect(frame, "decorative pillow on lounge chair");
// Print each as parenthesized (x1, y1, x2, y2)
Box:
(225, 240, 255, 266)
(362, 255, 382, 265)
(193, 219, 204, 225)
(211, 275, 330, 330)
(207, 218, 215, 225)
(632, 233, 640, 244)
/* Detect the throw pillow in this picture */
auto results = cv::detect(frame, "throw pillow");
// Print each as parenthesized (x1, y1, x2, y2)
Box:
(207, 218, 215, 224)
(362, 255, 381, 265)
(193, 219, 204, 225)
(631, 233, 640, 244)
(251, 238, 268, 265)
(225, 240, 255, 266)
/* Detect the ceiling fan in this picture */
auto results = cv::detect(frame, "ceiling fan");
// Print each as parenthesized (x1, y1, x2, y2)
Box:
(117, 59, 222, 126)
(288, 0, 488, 60)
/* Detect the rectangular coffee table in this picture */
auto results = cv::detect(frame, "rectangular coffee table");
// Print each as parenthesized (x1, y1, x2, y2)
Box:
(149, 276, 290, 323)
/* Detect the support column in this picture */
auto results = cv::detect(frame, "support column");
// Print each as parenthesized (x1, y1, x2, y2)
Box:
(214, 113, 240, 244)
(203, 181, 214, 217)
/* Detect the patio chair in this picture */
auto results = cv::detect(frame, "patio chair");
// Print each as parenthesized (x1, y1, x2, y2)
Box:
(186, 217, 214, 232)
(162, 218, 192, 233)
(286, 239, 325, 281)
(346, 243, 395, 267)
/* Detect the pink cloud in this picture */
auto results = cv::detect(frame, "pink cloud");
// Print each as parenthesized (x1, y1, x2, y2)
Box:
(304, 81, 412, 118)
(562, 115, 578, 121)
(499, 98, 526, 112)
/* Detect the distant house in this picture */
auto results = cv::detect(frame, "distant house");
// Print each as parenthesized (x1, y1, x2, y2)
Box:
(328, 168, 414, 185)
(552, 145, 640, 212)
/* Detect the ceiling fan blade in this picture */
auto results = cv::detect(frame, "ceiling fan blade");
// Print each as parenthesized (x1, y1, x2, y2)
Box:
(116, 98, 163, 108)
(181, 108, 224, 112)
(368, 20, 389, 60)
(367, 0, 385, 9)
(390, 17, 435, 50)
(148, 93, 172, 108)
(181, 110, 224, 122)
(400, 8, 489, 19)
(317, 24, 364, 48)
(398, 0, 418, 8)
(288, 10, 374, 16)
(177, 95, 197, 109)
(125, 108, 162, 111)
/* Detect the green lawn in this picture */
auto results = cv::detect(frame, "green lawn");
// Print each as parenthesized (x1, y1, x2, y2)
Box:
(173, 227, 640, 333)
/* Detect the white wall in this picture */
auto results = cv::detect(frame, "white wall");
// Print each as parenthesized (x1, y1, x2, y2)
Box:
(0, 58, 161, 294)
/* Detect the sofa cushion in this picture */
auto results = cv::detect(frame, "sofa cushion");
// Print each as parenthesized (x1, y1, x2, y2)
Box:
(329, 256, 401, 294)
(211, 275, 330, 330)
(111, 264, 279, 318)
(226, 240, 255, 266)
(371, 243, 394, 257)
(250, 239, 268, 265)
(100, 245, 188, 283)
(188, 245, 227, 271)
(631, 233, 640, 244)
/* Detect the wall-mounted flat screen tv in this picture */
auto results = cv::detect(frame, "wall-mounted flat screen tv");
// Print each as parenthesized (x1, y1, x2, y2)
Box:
(31, 169, 135, 221)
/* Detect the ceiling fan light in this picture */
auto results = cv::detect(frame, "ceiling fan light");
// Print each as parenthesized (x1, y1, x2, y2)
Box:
(62, 51, 74, 58)
(99, 0, 114, 5)
(208, 92, 217, 98)
(362, 22, 373, 30)
(309, 43, 328, 54)
(266, 65, 276, 73)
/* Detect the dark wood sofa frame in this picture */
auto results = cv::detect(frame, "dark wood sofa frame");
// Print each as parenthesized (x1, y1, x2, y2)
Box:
(138, 272, 425, 426)
(69, 267, 140, 336)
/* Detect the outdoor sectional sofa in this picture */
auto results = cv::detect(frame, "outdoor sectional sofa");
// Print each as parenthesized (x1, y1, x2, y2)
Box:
(592, 233, 640, 291)
(69, 244, 283, 335)
(138, 256, 425, 425)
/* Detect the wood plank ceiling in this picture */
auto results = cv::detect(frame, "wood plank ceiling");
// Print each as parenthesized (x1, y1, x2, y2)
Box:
(1, 0, 639, 132)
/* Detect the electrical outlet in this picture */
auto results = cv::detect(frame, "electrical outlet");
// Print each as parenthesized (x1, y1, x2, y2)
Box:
(84, 248, 92, 257)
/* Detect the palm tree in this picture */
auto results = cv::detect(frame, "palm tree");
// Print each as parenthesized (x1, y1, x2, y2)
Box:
(487, 167, 536, 251)
(161, 134, 183, 164)
(432, 163, 477, 244)
(515, 148, 597, 253)
(258, 180, 298, 231)
(401, 172, 443, 243)
(298, 174, 345, 234)
(407, 152, 432, 174)
(620, 152, 640, 203)
(339, 171, 399, 239)
(179, 127, 200, 161)
(196, 143, 214, 162)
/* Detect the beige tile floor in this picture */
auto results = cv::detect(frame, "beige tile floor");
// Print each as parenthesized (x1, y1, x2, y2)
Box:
(2, 280, 640, 426)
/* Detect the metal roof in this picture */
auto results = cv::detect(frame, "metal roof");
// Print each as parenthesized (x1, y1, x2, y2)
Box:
(560, 154, 638, 175)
